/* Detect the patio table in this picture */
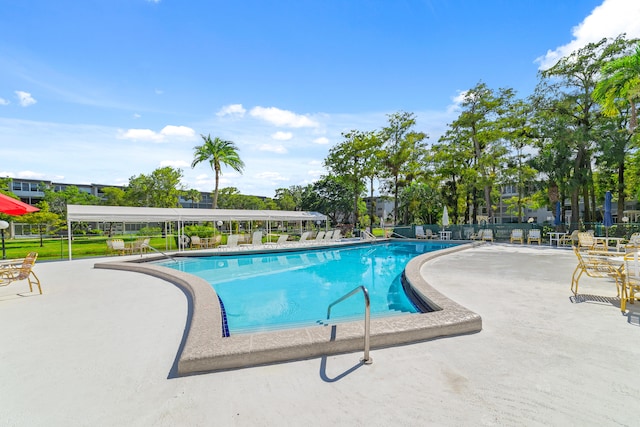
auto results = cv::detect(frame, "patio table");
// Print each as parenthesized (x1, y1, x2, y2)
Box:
(594, 237, 626, 252)
(548, 232, 566, 247)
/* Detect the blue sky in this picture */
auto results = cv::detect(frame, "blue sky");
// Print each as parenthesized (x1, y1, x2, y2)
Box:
(2, 0, 639, 198)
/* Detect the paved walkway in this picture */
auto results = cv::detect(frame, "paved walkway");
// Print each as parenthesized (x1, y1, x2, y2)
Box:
(1, 244, 638, 426)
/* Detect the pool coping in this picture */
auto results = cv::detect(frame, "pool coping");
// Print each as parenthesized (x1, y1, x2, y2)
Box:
(94, 240, 482, 375)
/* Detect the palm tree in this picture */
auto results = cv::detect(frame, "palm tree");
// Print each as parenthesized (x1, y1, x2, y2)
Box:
(593, 44, 640, 134)
(593, 42, 640, 226)
(191, 134, 245, 208)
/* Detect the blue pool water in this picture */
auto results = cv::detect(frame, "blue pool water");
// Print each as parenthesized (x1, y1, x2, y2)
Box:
(156, 241, 457, 334)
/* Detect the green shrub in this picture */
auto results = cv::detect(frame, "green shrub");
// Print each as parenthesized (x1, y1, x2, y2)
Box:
(138, 226, 162, 237)
(184, 225, 214, 238)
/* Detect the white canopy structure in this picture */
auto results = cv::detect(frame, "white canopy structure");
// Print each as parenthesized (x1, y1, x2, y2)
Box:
(66, 205, 328, 259)
(66, 205, 327, 223)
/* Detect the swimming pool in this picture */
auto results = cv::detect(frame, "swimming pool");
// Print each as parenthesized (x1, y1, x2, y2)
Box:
(95, 240, 482, 374)
(155, 241, 458, 334)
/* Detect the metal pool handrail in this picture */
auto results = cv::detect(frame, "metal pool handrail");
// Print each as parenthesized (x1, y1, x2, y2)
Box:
(326, 285, 373, 365)
(359, 229, 376, 240)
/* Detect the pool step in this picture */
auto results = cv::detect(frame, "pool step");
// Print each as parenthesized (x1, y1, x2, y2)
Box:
(230, 309, 412, 335)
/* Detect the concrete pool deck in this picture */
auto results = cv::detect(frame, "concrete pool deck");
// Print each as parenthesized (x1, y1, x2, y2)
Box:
(2, 243, 639, 425)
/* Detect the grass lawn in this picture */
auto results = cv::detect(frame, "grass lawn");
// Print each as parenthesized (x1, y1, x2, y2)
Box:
(2, 228, 387, 261)
(1, 235, 175, 261)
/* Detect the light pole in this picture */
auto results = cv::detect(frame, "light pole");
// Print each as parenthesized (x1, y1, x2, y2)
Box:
(0, 220, 9, 260)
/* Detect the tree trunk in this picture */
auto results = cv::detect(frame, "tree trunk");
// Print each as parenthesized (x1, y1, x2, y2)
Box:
(369, 177, 375, 233)
(213, 169, 220, 209)
(393, 175, 399, 225)
(617, 160, 625, 236)
(571, 189, 580, 227)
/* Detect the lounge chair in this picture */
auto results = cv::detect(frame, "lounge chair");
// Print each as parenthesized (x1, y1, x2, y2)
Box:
(219, 234, 239, 250)
(527, 229, 542, 245)
(250, 231, 263, 246)
(571, 247, 623, 302)
(481, 229, 494, 242)
(314, 231, 325, 242)
(128, 237, 150, 254)
(463, 227, 475, 239)
(106, 239, 115, 255)
(577, 232, 597, 251)
(622, 250, 640, 312)
(265, 234, 289, 247)
(324, 230, 334, 240)
(109, 239, 128, 255)
(332, 230, 342, 241)
(470, 229, 484, 240)
(424, 229, 437, 239)
(207, 235, 222, 248)
(299, 231, 311, 244)
(190, 235, 203, 249)
(624, 233, 640, 251)
(559, 230, 579, 246)
(415, 226, 427, 239)
(0, 252, 42, 294)
(240, 231, 263, 248)
(510, 229, 524, 244)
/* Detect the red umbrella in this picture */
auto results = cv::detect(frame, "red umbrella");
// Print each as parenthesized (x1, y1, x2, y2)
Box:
(0, 193, 40, 216)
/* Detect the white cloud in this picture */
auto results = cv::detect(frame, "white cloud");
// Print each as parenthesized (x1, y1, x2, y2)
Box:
(118, 125, 196, 142)
(133, 113, 141, 119)
(159, 160, 190, 168)
(15, 91, 36, 107)
(0, 98, 9, 106)
(537, 0, 640, 69)
(118, 128, 164, 142)
(16, 170, 47, 179)
(217, 104, 246, 117)
(250, 106, 319, 128)
(271, 131, 293, 140)
(313, 137, 329, 145)
(160, 125, 195, 137)
(258, 144, 288, 154)
(255, 171, 288, 182)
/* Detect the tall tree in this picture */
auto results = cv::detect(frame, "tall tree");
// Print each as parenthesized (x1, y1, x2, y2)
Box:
(216, 187, 266, 209)
(445, 83, 512, 223)
(191, 134, 245, 208)
(101, 187, 126, 206)
(433, 121, 476, 224)
(20, 201, 59, 247)
(125, 166, 184, 208)
(183, 188, 202, 208)
(325, 130, 381, 228)
(43, 184, 101, 216)
(501, 98, 538, 222)
(593, 40, 640, 222)
(274, 185, 309, 211)
(380, 112, 428, 224)
(593, 42, 640, 136)
(538, 36, 633, 224)
(309, 176, 352, 226)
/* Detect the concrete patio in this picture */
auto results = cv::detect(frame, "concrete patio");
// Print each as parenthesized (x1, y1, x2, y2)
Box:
(1, 243, 638, 426)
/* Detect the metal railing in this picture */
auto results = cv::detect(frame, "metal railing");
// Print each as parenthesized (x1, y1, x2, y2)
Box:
(359, 229, 376, 241)
(326, 285, 373, 365)
(146, 244, 178, 262)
